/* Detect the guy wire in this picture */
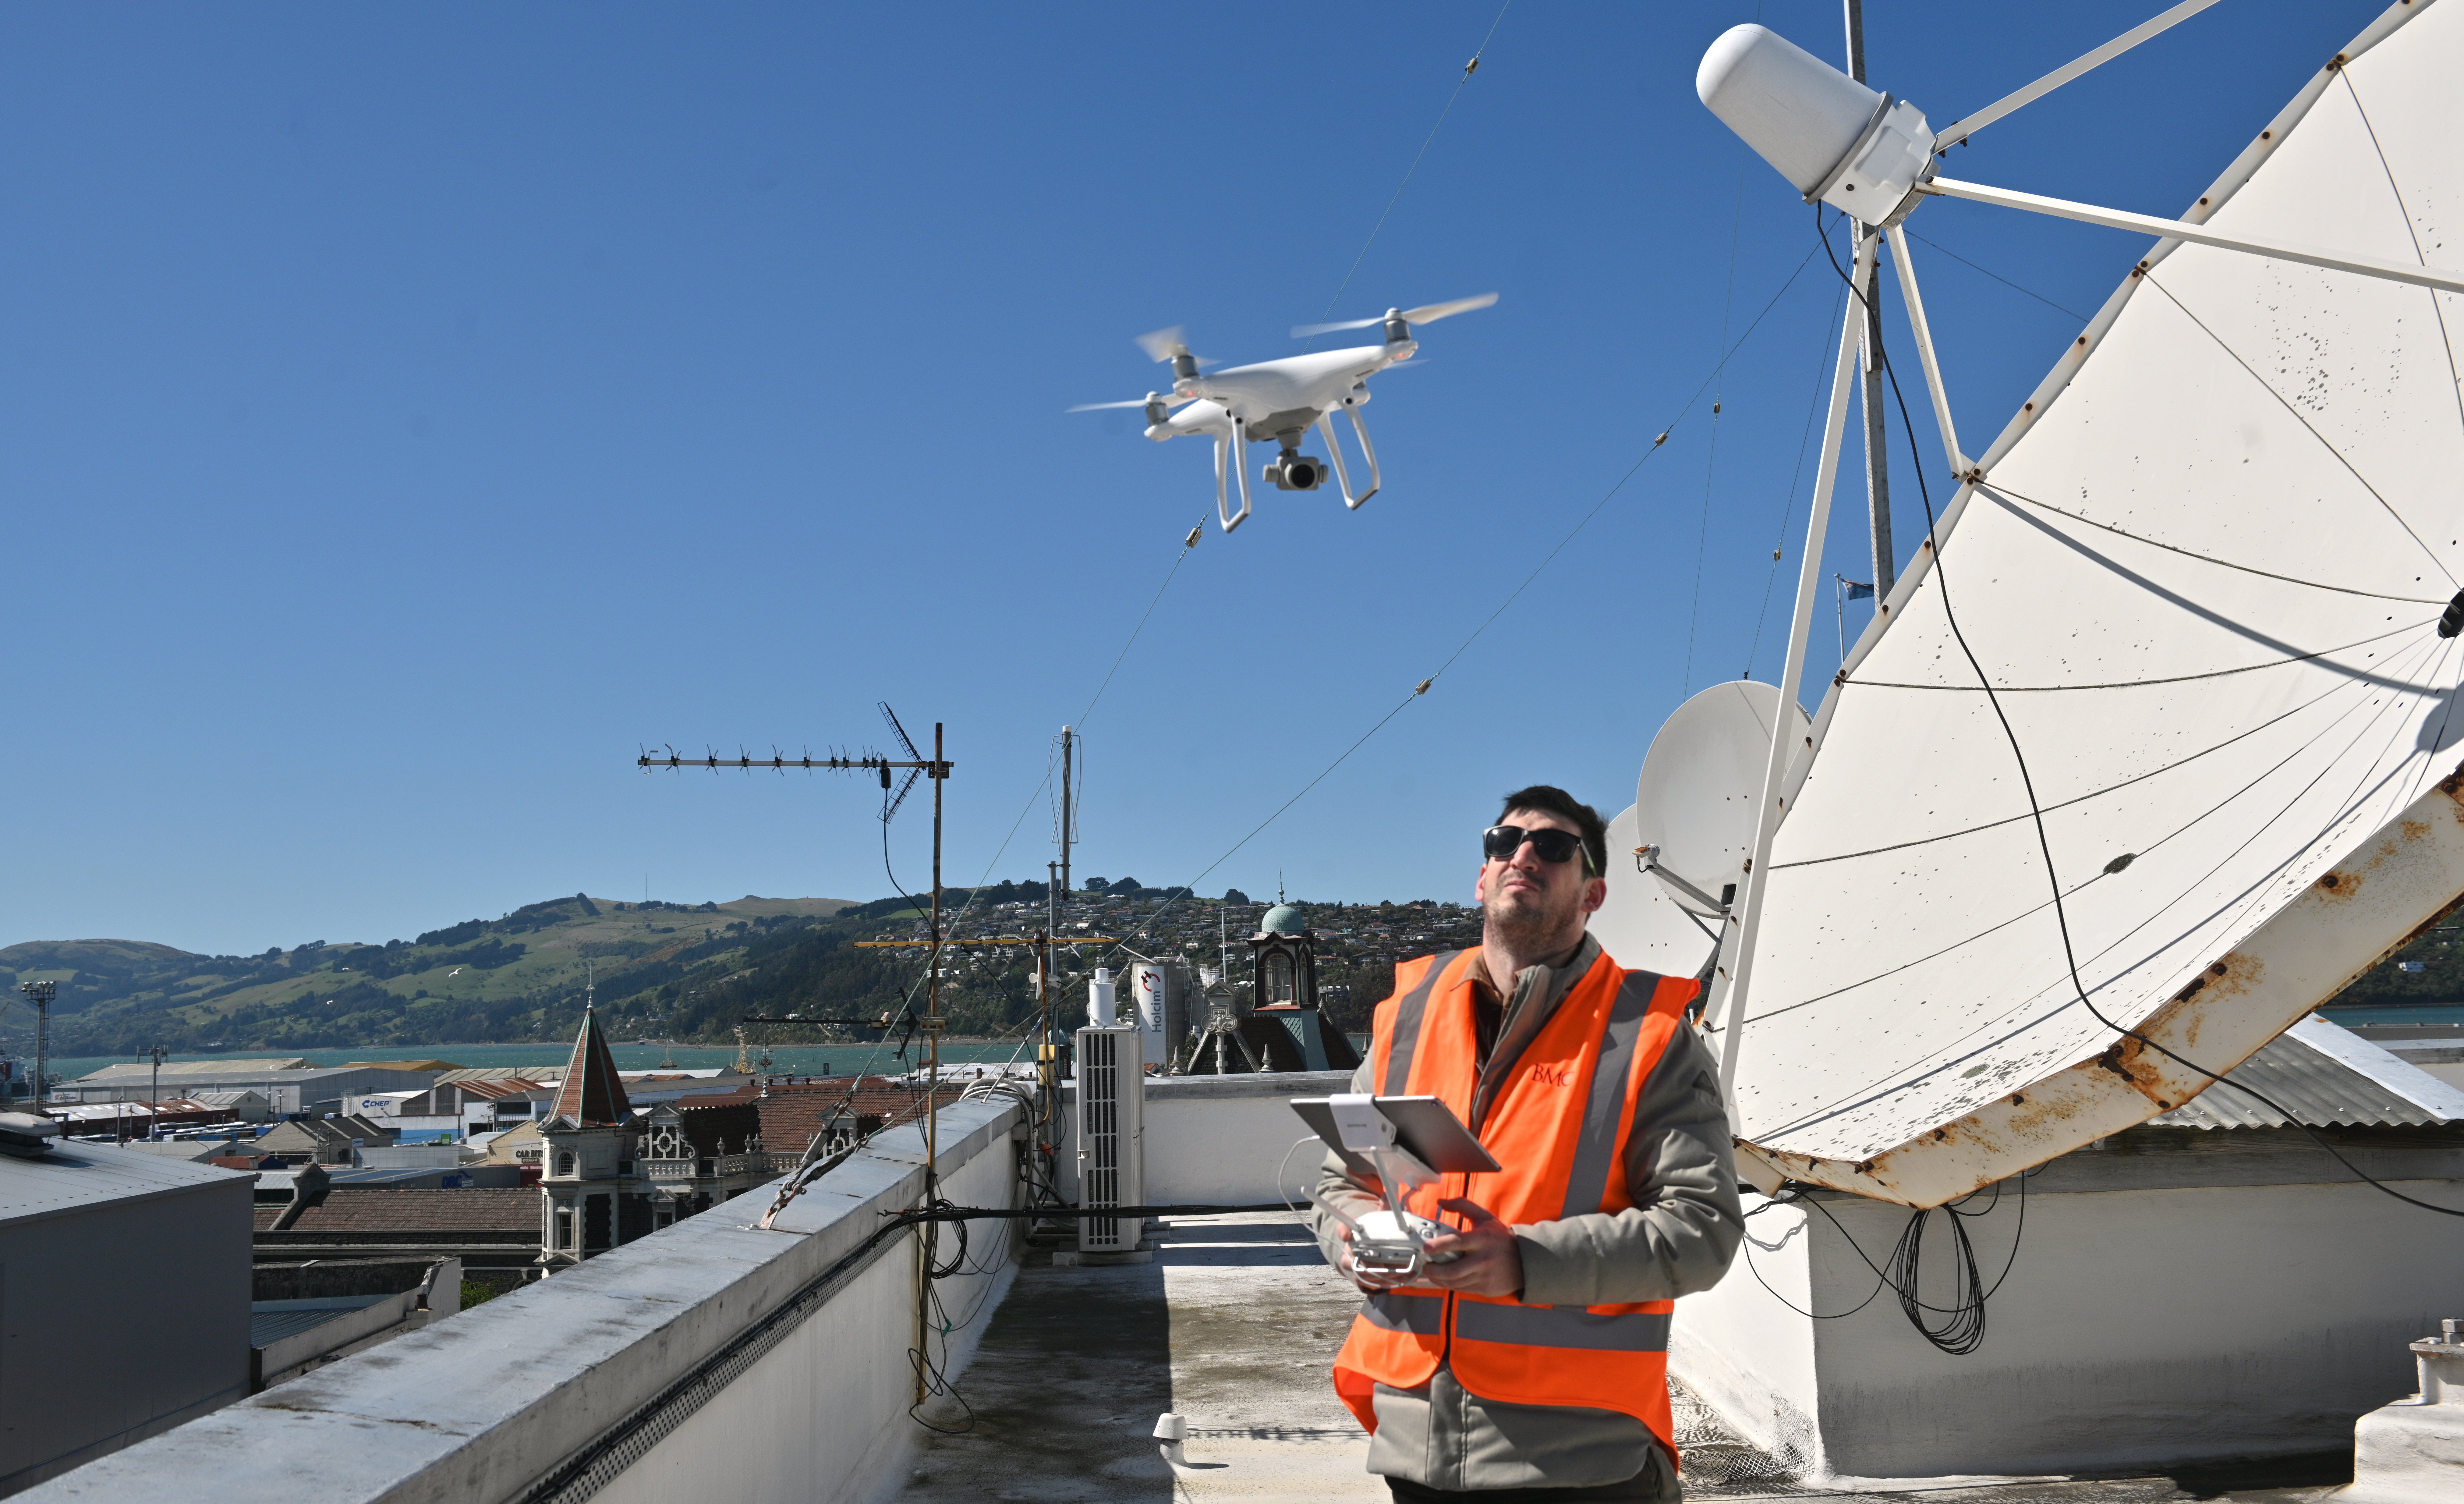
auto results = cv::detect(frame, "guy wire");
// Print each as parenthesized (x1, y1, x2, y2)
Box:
(1090, 244, 1829, 968)
(1304, 2, 1514, 349)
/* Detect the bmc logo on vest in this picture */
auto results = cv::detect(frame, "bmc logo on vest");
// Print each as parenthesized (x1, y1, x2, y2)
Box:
(1527, 1062, 1575, 1088)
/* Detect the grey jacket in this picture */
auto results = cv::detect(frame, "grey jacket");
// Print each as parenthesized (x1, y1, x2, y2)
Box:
(1309, 935, 1742, 1493)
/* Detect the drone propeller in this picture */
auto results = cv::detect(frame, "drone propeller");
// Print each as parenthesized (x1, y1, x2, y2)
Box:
(1292, 292, 1498, 338)
(1134, 325, 1191, 363)
(1067, 390, 1190, 413)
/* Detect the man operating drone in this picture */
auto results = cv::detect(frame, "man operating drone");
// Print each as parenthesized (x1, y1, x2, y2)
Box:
(1068, 293, 1496, 534)
(1308, 786, 1742, 1502)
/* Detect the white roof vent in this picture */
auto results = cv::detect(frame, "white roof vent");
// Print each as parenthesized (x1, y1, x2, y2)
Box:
(0, 1112, 64, 1158)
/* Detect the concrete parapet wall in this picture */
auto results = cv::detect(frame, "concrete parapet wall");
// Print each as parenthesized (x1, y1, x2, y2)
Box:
(1057, 1069, 1352, 1207)
(22, 1098, 1025, 1504)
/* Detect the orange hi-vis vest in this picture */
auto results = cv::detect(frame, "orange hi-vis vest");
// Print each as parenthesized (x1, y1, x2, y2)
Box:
(1330, 946, 1698, 1466)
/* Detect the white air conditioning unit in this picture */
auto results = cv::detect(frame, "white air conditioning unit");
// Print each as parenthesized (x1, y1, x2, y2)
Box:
(1074, 1023, 1145, 1252)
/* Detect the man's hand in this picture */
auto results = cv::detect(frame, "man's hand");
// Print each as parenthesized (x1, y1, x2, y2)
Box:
(1333, 1220, 1410, 1293)
(1421, 1198, 1523, 1298)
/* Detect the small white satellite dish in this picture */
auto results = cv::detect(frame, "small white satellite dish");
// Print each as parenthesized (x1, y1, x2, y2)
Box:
(1633, 680, 1810, 918)
(1590, 804, 1724, 980)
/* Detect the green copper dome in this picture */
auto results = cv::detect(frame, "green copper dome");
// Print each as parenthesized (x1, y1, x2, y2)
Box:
(1260, 903, 1306, 935)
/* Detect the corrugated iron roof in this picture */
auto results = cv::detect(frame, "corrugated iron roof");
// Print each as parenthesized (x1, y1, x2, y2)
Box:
(77, 1057, 312, 1080)
(250, 1296, 391, 1346)
(2151, 1016, 2464, 1130)
(255, 1187, 538, 1234)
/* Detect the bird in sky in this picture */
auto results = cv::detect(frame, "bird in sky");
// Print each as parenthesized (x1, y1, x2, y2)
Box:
(449, 967, 464, 977)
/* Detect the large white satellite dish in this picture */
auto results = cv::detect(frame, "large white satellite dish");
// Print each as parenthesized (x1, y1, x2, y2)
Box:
(1693, 0, 2464, 1210)
(1634, 681, 1811, 918)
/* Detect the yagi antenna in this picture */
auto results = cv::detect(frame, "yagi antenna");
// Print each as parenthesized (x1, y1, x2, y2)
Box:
(878, 702, 923, 824)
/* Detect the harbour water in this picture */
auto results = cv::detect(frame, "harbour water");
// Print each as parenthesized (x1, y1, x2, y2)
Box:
(41, 1036, 1042, 1084)
(2316, 1004, 2464, 1027)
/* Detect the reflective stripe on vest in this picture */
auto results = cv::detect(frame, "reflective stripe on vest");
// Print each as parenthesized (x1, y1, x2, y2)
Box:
(1382, 950, 1462, 1096)
(1453, 1302, 1672, 1353)
(1563, 973, 1664, 1216)
(1361, 1290, 1446, 1337)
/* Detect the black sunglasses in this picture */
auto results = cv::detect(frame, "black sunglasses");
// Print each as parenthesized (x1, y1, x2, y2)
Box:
(1483, 825, 1592, 870)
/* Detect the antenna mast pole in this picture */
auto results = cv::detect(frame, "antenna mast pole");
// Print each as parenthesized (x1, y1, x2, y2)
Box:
(1845, 0, 1894, 603)
(633, 720, 952, 1404)
(916, 722, 947, 1404)
(1708, 231, 1875, 1114)
(1057, 727, 1075, 900)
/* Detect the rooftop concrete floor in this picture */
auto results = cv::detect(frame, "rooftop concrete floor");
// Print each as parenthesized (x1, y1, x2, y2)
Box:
(894, 1213, 2354, 1504)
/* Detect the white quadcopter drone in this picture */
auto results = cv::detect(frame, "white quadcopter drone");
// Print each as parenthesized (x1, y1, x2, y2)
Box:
(1069, 293, 1496, 532)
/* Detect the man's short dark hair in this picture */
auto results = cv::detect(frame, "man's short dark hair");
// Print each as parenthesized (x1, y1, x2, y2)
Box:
(1496, 786, 1608, 876)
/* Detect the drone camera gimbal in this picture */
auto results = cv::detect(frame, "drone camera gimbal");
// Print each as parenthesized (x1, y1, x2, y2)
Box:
(1264, 451, 1328, 491)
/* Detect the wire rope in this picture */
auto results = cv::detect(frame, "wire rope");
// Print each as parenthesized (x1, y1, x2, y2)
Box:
(2340, 70, 2464, 443)
(1899, 229, 2090, 323)
(923, 4, 1524, 967)
(1742, 639, 2437, 1040)
(2139, 270, 2455, 590)
(1778, 624, 2423, 875)
(1749, 633, 2455, 1143)
(1972, 482, 2448, 606)
(1086, 247, 1829, 968)
(1683, 145, 1751, 695)
(1847, 615, 2437, 693)
(1303, 3, 1514, 348)
(1744, 276, 1848, 681)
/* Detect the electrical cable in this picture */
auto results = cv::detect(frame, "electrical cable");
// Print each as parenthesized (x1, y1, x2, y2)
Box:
(1814, 205, 2464, 1220)
(1744, 626, 2456, 1135)
(1738, 1173, 2028, 1352)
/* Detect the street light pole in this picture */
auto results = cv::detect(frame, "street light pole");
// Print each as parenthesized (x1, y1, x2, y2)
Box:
(149, 1045, 169, 1138)
(19, 981, 55, 1109)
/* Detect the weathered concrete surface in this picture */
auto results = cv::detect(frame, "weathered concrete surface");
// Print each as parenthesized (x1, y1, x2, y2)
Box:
(895, 1212, 2355, 1504)
(895, 1211, 1376, 1502)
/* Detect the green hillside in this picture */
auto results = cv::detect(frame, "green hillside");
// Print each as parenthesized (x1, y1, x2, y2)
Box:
(0, 880, 1450, 1056)
(8, 875, 2446, 1062)
(0, 892, 857, 1055)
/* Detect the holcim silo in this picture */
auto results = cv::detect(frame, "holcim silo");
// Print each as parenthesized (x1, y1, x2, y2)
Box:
(1128, 960, 1191, 1068)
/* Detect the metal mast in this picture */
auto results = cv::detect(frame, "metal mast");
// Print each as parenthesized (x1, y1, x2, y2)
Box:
(917, 722, 947, 1403)
(1057, 727, 1076, 900)
(19, 981, 53, 1108)
(1846, 0, 1895, 601)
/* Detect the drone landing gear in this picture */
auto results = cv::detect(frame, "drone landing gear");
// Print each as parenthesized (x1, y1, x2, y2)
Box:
(1213, 419, 1255, 533)
(1316, 407, 1380, 510)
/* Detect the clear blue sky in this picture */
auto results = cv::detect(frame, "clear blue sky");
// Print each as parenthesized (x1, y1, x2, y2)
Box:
(0, 1, 2385, 953)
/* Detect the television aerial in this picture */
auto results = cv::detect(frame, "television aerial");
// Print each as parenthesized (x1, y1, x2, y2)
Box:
(1067, 294, 1497, 534)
